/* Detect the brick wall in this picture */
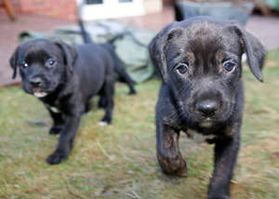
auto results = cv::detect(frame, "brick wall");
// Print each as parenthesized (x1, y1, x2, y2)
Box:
(12, 0, 77, 20)
(10, 0, 165, 20)
(163, 0, 175, 5)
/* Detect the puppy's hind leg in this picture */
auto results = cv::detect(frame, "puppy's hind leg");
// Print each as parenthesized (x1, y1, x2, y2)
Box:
(85, 101, 92, 113)
(99, 76, 114, 126)
(157, 122, 187, 177)
(117, 70, 136, 95)
(97, 95, 107, 109)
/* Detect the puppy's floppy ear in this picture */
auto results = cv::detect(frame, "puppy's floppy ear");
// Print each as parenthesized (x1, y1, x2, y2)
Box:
(54, 41, 77, 73)
(149, 23, 183, 82)
(9, 47, 19, 79)
(229, 25, 266, 82)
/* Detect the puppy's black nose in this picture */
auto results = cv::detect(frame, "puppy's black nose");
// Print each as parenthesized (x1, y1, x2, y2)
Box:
(30, 77, 43, 87)
(196, 100, 218, 117)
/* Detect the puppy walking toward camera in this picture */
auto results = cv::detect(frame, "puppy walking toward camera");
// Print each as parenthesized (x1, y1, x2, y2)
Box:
(10, 39, 115, 164)
(149, 17, 265, 199)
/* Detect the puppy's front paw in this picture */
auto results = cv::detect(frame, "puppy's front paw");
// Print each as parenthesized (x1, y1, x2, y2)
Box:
(208, 192, 230, 199)
(99, 121, 108, 127)
(208, 196, 230, 199)
(158, 154, 187, 177)
(49, 125, 64, 135)
(100, 116, 112, 125)
(46, 150, 68, 165)
(128, 89, 137, 95)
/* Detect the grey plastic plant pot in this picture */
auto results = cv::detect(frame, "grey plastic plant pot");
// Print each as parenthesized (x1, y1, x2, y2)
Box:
(175, 1, 255, 26)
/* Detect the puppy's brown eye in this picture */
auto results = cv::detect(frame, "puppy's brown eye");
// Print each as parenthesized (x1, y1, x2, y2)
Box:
(46, 59, 56, 67)
(48, 59, 55, 65)
(20, 61, 29, 68)
(223, 61, 236, 72)
(176, 63, 189, 74)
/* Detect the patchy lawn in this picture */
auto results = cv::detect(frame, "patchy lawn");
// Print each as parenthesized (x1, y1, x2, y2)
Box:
(0, 50, 279, 199)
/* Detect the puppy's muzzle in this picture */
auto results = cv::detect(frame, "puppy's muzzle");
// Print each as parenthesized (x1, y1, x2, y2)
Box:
(196, 99, 218, 117)
(194, 99, 220, 128)
(29, 77, 43, 88)
(28, 76, 48, 98)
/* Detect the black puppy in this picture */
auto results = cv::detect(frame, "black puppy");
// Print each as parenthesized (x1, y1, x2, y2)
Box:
(149, 17, 265, 199)
(10, 39, 115, 164)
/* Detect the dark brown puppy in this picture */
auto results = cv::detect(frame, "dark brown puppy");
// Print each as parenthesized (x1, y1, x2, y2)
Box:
(149, 17, 265, 199)
(10, 39, 115, 165)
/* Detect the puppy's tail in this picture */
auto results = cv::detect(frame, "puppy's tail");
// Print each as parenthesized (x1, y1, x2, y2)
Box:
(77, 0, 93, 44)
(103, 43, 137, 95)
(78, 18, 93, 44)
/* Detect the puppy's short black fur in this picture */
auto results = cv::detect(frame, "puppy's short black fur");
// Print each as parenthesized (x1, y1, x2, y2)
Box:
(149, 17, 265, 199)
(10, 39, 115, 165)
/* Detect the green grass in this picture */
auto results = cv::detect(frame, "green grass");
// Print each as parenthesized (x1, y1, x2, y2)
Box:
(0, 50, 279, 199)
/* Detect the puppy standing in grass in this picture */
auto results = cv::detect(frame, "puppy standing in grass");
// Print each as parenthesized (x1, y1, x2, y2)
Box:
(10, 39, 115, 164)
(149, 17, 265, 199)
